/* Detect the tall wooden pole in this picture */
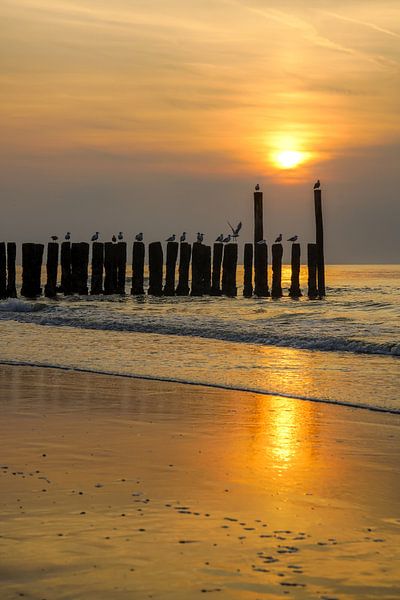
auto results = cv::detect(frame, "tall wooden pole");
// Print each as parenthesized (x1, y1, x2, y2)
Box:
(0, 243, 6, 299)
(314, 188, 326, 297)
(6, 242, 17, 298)
(131, 241, 145, 295)
(243, 243, 253, 297)
(254, 190, 263, 245)
(253, 189, 269, 297)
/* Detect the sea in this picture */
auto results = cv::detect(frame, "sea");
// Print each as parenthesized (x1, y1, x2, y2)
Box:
(0, 265, 399, 413)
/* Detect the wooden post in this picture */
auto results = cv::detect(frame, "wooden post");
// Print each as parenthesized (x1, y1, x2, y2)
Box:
(314, 188, 326, 297)
(90, 241, 104, 295)
(21, 243, 43, 298)
(44, 242, 59, 298)
(191, 242, 204, 296)
(210, 242, 223, 296)
(271, 243, 283, 298)
(243, 243, 253, 297)
(163, 241, 179, 296)
(148, 241, 163, 296)
(288, 243, 302, 298)
(254, 190, 264, 245)
(71, 242, 89, 295)
(116, 241, 127, 294)
(6, 242, 17, 298)
(176, 242, 191, 296)
(0, 243, 6, 299)
(131, 241, 145, 295)
(307, 243, 318, 299)
(203, 245, 211, 295)
(222, 243, 238, 297)
(254, 243, 269, 297)
(104, 242, 117, 295)
(60, 241, 72, 295)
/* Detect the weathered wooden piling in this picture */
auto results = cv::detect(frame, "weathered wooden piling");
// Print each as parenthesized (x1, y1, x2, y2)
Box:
(90, 242, 104, 295)
(203, 245, 212, 295)
(254, 189, 264, 245)
(6, 242, 17, 298)
(314, 188, 326, 297)
(163, 241, 179, 296)
(116, 242, 127, 294)
(222, 243, 238, 297)
(71, 242, 89, 295)
(104, 242, 117, 295)
(307, 243, 318, 299)
(0, 243, 6, 299)
(271, 243, 283, 298)
(254, 243, 269, 297)
(44, 242, 59, 298)
(131, 241, 145, 295)
(210, 242, 223, 296)
(176, 242, 191, 296)
(243, 243, 253, 298)
(191, 242, 204, 296)
(148, 241, 163, 296)
(21, 243, 44, 298)
(60, 241, 72, 295)
(288, 243, 302, 298)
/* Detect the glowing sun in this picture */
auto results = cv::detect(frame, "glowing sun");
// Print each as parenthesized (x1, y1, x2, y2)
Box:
(274, 149, 306, 169)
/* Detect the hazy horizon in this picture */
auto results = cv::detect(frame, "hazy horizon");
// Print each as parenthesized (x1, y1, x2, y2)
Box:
(1, 1, 399, 263)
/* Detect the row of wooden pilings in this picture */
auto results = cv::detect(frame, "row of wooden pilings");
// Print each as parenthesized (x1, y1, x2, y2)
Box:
(0, 239, 324, 300)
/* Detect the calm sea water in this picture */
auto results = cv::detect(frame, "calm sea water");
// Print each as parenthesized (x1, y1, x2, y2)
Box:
(0, 265, 399, 413)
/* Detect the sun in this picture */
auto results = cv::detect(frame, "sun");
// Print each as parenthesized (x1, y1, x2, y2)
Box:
(274, 149, 306, 170)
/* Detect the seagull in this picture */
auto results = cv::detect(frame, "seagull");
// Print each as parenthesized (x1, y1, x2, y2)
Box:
(180, 232, 186, 242)
(112, 234, 117, 243)
(215, 233, 224, 242)
(257, 239, 267, 245)
(65, 232, 71, 241)
(275, 233, 282, 243)
(287, 235, 298, 242)
(313, 179, 321, 190)
(197, 232, 204, 243)
(255, 183, 260, 191)
(91, 232, 99, 241)
(118, 232, 123, 241)
(135, 232, 143, 241)
(166, 234, 176, 242)
(228, 221, 242, 241)
(50, 235, 58, 241)
(222, 234, 231, 243)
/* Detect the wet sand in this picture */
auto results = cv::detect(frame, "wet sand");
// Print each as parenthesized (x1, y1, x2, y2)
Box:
(0, 365, 399, 599)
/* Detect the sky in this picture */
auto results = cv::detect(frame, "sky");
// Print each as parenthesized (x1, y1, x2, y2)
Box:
(1, 0, 399, 262)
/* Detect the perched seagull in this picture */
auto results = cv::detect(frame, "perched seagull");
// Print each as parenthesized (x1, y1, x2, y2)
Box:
(215, 233, 224, 242)
(112, 234, 117, 243)
(166, 234, 176, 242)
(135, 232, 143, 241)
(287, 235, 298, 242)
(228, 221, 242, 242)
(257, 239, 267, 245)
(180, 232, 186, 242)
(313, 179, 321, 190)
(197, 232, 204, 243)
(118, 232, 124, 241)
(50, 235, 58, 241)
(275, 233, 282, 243)
(222, 234, 231, 243)
(65, 232, 71, 241)
(255, 183, 260, 191)
(91, 232, 99, 241)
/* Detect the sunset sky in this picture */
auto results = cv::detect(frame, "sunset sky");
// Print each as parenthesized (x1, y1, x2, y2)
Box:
(1, 0, 399, 261)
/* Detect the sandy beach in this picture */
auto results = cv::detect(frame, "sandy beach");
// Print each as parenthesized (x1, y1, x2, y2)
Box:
(0, 364, 399, 599)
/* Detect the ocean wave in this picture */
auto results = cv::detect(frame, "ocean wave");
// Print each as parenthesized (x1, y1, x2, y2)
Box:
(1, 359, 399, 415)
(0, 299, 47, 313)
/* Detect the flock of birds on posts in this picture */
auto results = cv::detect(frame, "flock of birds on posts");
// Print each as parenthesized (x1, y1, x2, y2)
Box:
(49, 181, 321, 246)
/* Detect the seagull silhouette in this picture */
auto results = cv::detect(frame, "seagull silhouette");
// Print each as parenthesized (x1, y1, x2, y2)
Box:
(135, 232, 143, 241)
(275, 234, 282, 243)
(228, 221, 242, 237)
(215, 233, 224, 242)
(255, 184, 260, 191)
(91, 232, 99, 241)
(50, 235, 58, 241)
(222, 234, 231, 243)
(180, 232, 186, 242)
(313, 179, 321, 190)
(197, 232, 204, 243)
(287, 235, 298, 242)
(166, 234, 176, 242)
(112, 234, 117, 243)
(65, 232, 71, 241)
(118, 232, 123, 241)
